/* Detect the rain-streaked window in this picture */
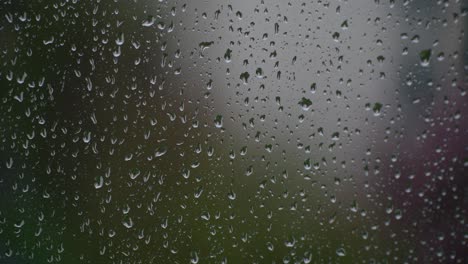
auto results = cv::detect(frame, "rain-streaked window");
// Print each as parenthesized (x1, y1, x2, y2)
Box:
(0, 0, 467, 263)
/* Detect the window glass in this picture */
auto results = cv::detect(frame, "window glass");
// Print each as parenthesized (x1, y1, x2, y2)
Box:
(0, 0, 467, 263)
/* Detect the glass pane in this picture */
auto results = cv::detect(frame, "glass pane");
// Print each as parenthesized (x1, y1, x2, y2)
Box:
(1, 0, 467, 263)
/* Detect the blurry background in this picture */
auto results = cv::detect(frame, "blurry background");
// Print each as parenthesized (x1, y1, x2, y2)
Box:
(0, 0, 467, 263)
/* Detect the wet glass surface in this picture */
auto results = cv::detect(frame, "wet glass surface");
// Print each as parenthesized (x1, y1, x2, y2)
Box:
(0, 0, 467, 263)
